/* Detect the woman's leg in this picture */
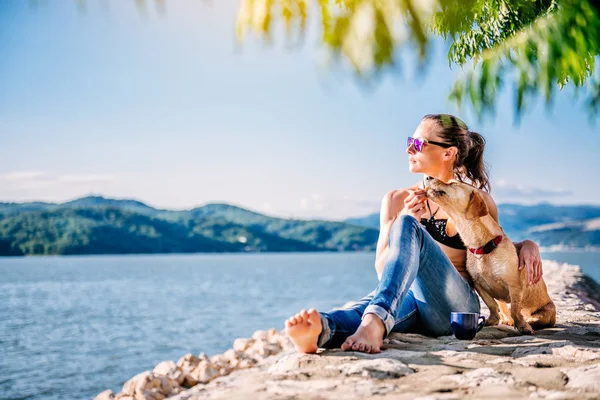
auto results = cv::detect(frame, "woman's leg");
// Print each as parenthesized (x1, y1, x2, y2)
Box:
(316, 289, 419, 349)
(285, 214, 477, 353)
(343, 214, 480, 350)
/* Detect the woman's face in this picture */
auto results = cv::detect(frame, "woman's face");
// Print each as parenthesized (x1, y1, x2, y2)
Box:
(406, 120, 447, 175)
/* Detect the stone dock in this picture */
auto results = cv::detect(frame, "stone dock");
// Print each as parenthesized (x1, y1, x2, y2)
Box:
(96, 260, 600, 400)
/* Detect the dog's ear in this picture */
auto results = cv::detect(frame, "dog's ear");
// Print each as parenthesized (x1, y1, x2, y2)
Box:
(466, 190, 489, 220)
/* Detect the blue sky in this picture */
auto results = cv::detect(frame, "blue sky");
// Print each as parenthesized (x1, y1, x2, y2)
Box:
(1, 1, 599, 220)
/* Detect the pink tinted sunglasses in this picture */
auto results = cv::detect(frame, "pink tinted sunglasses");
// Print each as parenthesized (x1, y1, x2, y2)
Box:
(407, 137, 453, 152)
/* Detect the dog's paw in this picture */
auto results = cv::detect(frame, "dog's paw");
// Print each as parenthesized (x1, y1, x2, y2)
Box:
(517, 324, 535, 335)
(485, 317, 500, 326)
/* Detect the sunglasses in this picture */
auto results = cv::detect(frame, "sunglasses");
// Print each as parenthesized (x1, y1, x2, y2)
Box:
(407, 137, 453, 152)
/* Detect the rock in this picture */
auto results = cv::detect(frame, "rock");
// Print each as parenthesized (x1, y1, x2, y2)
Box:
(445, 368, 517, 387)
(176, 354, 201, 371)
(267, 352, 328, 376)
(137, 389, 165, 400)
(94, 390, 114, 400)
(190, 361, 220, 384)
(267, 328, 281, 341)
(252, 330, 269, 341)
(223, 349, 242, 361)
(238, 359, 256, 369)
(114, 395, 135, 400)
(247, 342, 282, 358)
(326, 358, 414, 379)
(529, 389, 581, 399)
(176, 354, 203, 387)
(511, 341, 600, 363)
(153, 361, 185, 386)
(233, 338, 255, 352)
(209, 354, 229, 367)
(563, 364, 600, 391)
(121, 371, 179, 399)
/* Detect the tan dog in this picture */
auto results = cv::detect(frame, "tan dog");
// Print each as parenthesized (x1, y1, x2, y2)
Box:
(426, 179, 556, 335)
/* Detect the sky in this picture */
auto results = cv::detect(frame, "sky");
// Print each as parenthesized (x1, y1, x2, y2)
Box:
(1, 1, 599, 220)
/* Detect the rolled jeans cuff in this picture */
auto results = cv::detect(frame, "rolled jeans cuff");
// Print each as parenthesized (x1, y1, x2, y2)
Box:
(316, 313, 332, 348)
(362, 304, 395, 337)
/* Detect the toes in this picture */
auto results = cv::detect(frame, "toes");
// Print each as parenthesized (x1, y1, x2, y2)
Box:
(300, 309, 308, 318)
(341, 339, 353, 351)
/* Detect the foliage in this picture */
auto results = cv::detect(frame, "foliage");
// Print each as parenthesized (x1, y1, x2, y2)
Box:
(235, 0, 600, 118)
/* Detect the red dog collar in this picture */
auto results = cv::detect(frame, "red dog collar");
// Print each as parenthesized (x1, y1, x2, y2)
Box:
(468, 235, 503, 256)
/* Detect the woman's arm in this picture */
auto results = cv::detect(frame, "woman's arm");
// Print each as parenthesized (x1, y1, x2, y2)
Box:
(482, 192, 543, 286)
(513, 240, 543, 286)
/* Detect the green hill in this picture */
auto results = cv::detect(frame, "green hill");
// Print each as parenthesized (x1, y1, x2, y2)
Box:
(0, 197, 378, 256)
(4, 196, 599, 256)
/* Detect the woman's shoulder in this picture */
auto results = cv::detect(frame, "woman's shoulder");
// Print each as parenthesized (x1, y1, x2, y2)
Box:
(383, 182, 421, 201)
(470, 185, 498, 221)
(380, 183, 424, 215)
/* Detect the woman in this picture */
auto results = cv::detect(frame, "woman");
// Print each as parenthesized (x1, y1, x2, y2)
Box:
(285, 114, 544, 354)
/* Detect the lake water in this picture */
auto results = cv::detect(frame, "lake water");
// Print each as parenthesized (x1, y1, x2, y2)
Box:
(1, 251, 598, 400)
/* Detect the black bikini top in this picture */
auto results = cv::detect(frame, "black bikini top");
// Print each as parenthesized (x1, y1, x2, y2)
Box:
(419, 195, 466, 250)
(420, 217, 466, 250)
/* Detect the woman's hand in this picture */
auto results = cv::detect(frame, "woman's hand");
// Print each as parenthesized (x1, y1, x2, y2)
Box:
(517, 240, 543, 286)
(399, 189, 428, 220)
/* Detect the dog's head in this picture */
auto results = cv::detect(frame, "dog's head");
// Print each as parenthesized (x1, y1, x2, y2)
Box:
(426, 179, 489, 221)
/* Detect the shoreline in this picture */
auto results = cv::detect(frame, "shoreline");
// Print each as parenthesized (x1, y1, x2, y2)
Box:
(2, 245, 600, 258)
(95, 259, 600, 400)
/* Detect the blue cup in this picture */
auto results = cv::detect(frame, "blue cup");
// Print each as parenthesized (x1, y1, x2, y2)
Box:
(450, 312, 486, 340)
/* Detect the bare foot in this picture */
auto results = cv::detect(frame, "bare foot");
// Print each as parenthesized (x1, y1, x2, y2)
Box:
(341, 313, 386, 354)
(284, 308, 322, 353)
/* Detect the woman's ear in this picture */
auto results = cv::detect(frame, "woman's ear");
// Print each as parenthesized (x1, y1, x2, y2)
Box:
(466, 190, 489, 220)
(444, 147, 458, 162)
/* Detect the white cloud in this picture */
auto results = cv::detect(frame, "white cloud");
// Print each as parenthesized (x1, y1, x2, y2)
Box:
(494, 179, 573, 202)
(281, 194, 380, 220)
(1, 171, 48, 182)
(0, 171, 117, 189)
(57, 174, 114, 183)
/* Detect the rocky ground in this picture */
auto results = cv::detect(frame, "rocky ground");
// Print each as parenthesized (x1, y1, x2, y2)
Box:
(95, 260, 600, 400)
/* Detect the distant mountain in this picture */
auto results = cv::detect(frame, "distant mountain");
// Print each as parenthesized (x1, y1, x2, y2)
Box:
(0, 197, 378, 256)
(64, 196, 155, 212)
(188, 203, 275, 226)
(3, 196, 600, 256)
(526, 217, 600, 248)
(0, 201, 56, 216)
(497, 203, 600, 240)
(345, 213, 380, 229)
(343, 203, 600, 246)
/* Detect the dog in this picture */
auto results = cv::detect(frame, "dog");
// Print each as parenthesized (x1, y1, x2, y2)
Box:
(425, 179, 556, 335)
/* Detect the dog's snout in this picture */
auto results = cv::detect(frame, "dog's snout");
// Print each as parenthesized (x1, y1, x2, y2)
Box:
(427, 178, 443, 189)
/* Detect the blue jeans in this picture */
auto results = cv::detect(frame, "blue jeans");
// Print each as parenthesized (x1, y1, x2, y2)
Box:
(317, 215, 480, 349)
